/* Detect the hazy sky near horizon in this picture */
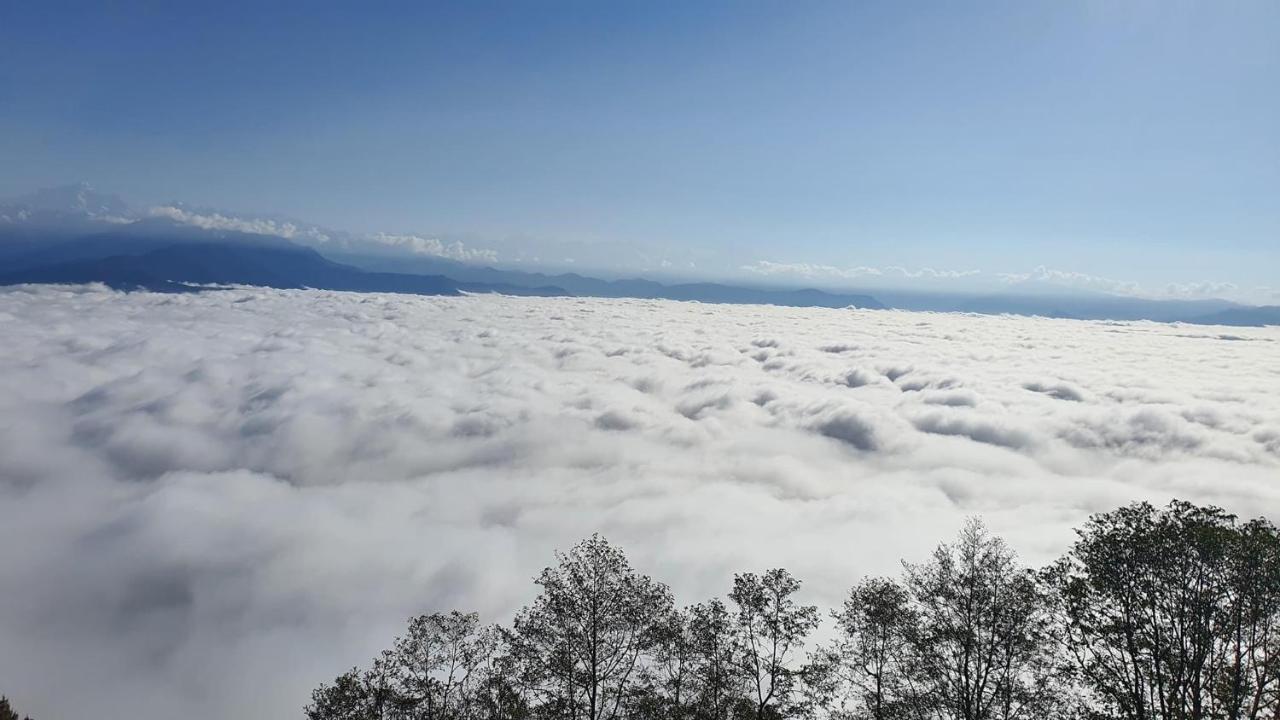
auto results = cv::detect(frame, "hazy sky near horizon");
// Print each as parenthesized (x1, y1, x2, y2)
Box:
(1, 2, 1277, 296)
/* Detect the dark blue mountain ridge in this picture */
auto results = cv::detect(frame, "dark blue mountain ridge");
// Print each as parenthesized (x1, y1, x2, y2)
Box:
(0, 241, 457, 294)
(0, 219, 884, 308)
(329, 252, 885, 309)
(1189, 306, 1280, 327)
(329, 252, 1272, 324)
(0, 227, 568, 297)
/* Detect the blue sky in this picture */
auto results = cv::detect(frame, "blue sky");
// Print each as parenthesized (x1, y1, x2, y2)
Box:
(2, 1, 1277, 299)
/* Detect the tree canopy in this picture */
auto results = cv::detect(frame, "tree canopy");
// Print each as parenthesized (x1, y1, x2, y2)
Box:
(305, 500, 1280, 720)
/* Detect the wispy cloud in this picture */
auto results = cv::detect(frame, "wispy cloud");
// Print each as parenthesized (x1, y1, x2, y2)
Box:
(149, 206, 498, 263)
(998, 265, 1249, 301)
(149, 205, 332, 243)
(884, 265, 982, 279)
(1165, 281, 1240, 298)
(370, 233, 498, 263)
(148, 206, 335, 242)
(997, 265, 1141, 295)
(741, 260, 979, 281)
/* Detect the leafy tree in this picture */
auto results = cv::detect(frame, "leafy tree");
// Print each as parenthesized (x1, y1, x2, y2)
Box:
(305, 656, 397, 720)
(506, 533, 674, 720)
(688, 599, 749, 719)
(903, 519, 1066, 720)
(729, 568, 820, 719)
(0, 696, 34, 720)
(811, 578, 917, 720)
(470, 639, 534, 720)
(1048, 500, 1280, 720)
(643, 606, 699, 718)
(307, 617, 517, 720)
(815, 520, 1069, 720)
(300, 506, 1280, 720)
(390, 611, 503, 719)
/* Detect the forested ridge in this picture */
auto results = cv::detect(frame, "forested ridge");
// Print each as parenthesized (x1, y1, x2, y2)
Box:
(300, 500, 1280, 720)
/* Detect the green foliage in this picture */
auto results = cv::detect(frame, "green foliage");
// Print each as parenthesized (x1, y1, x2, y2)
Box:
(811, 520, 1070, 720)
(303, 500, 1280, 720)
(1047, 500, 1280, 720)
(506, 533, 674, 720)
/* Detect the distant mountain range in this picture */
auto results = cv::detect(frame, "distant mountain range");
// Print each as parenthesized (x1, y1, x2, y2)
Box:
(1, 184, 1276, 326)
(0, 188, 882, 308)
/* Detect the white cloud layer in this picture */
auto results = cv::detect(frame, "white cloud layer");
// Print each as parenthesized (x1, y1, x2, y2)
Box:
(1, 286, 1278, 719)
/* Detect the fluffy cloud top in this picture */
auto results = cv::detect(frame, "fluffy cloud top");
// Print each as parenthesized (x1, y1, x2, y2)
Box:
(1, 286, 1278, 720)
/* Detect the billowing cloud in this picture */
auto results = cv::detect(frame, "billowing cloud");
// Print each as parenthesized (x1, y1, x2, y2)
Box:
(1, 286, 1278, 720)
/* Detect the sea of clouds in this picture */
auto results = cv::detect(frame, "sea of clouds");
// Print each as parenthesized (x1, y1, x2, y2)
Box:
(1, 284, 1278, 720)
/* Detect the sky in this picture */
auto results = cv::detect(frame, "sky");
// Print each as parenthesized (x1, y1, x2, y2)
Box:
(1, 1, 1278, 298)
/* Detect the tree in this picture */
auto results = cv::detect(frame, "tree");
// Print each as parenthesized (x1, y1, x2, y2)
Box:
(903, 519, 1066, 720)
(0, 696, 34, 720)
(1048, 500, 1280, 720)
(729, 568, 820, 719)
(507, 534, 674, 720)
(390, 611, 503, 719)
(306, 617, 518, 720)
(643, 606, 698, 719)
(305, 656, 397, 720)
(688, 599, 748, 719)
(812, 578, 917, 720)
(813, 521, 1068, 720)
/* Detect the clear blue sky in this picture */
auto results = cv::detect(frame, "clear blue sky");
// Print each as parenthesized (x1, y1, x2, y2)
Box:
(2, 1, 1277, 299)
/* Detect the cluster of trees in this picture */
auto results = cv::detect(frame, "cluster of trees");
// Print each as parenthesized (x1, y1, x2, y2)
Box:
(307, 500, 1280, 719)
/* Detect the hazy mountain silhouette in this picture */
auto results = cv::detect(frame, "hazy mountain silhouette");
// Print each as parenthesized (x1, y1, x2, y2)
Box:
(1186, 306, 1280, 327)
(331, 253, 886, 309)
(0, 213, 883, 308)
(3, 185, 1276, 324)
(0, 226, 567, 298)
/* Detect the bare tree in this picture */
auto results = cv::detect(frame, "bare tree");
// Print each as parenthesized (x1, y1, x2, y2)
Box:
(729, 568, 820, 719)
